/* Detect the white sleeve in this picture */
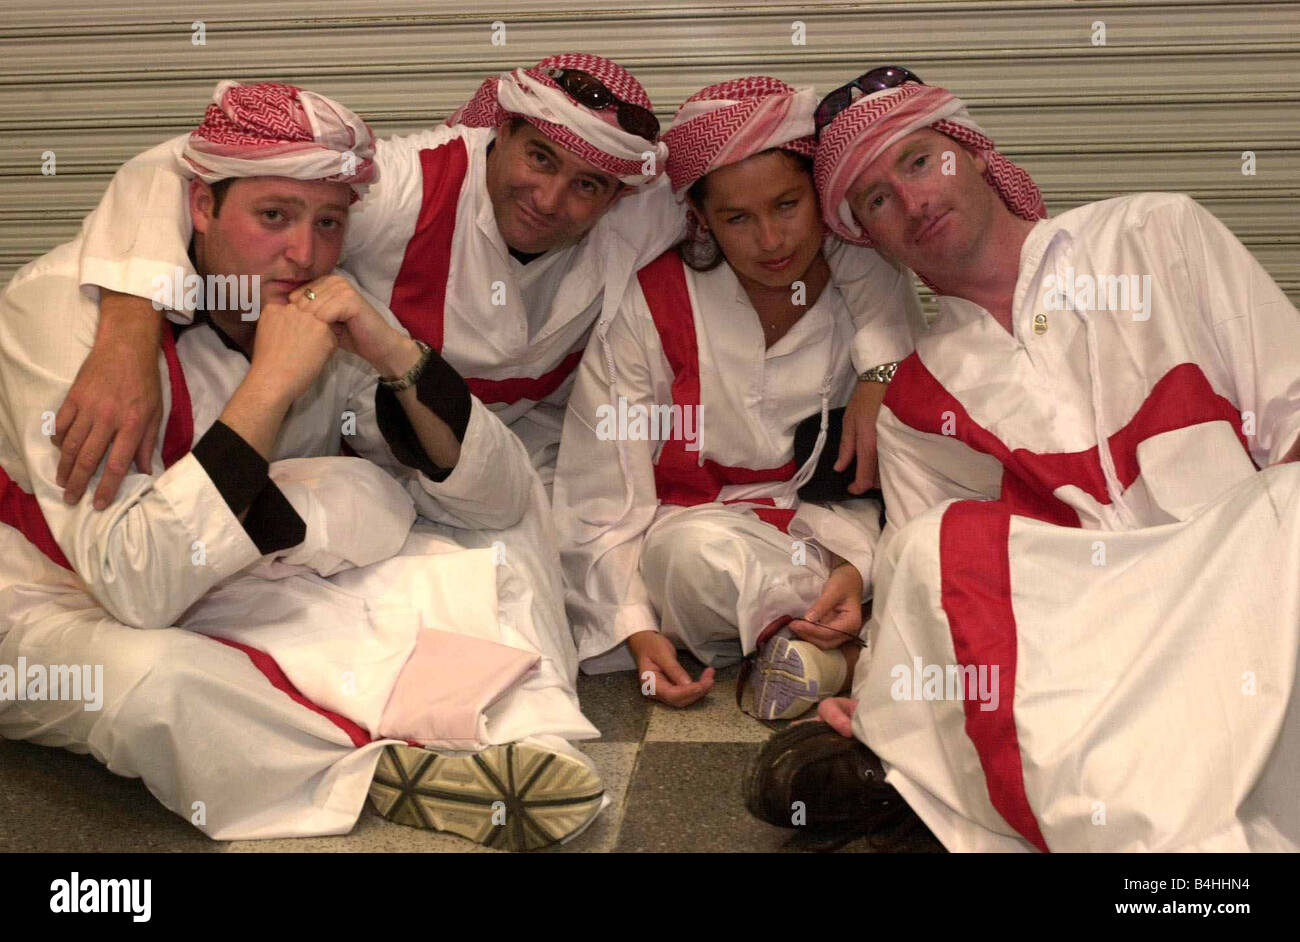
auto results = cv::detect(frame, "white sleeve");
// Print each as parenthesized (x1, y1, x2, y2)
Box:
(0, 255, 262, 630)
(552, 291, 670, 662)
(876, 402, 990, 530)
(1175, 196, 1300, 465)
(827, 239, 920, 373)
(626, 177, 689, 269)
(336, 134, 410, 269)
(594, 176, 688, 272)
(405, 398, 537, 530)
(77, 134, 197, 314)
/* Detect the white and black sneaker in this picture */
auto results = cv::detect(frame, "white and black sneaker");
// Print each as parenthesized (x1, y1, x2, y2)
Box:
(368, 740, 605, 851)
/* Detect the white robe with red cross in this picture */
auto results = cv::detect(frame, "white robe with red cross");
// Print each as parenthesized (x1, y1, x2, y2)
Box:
(554, 242, 917, 669)
(854, 193, 1300, 851)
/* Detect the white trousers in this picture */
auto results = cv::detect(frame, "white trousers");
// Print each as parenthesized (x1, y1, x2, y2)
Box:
(638, 506, 830, 667)
(854, 463, 1300, 852)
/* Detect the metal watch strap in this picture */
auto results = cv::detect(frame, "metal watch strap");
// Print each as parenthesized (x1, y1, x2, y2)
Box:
(380, 339, 433, 392)
(858, 361, 900, 384)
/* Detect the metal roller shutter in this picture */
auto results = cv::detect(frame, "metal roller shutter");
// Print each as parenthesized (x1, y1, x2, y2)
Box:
(1, 0, 1296, 307)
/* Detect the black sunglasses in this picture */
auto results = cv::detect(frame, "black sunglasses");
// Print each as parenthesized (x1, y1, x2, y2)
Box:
(545, 68, 661, 142)
(814, 66, 924, 136)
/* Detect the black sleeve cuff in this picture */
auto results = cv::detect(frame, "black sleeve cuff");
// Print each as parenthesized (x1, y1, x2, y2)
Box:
(242, 480, 307, 555)
(375, 350, 472, 483)
(191, 420, 305, 555)
(192, 420, 270, 517)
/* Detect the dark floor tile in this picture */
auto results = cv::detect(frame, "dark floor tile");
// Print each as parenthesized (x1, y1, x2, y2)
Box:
(612, 742, 927, 854)
(613, 742, 805, 852)
(0, 739, 222, 852)
(575, 669, 650, 743)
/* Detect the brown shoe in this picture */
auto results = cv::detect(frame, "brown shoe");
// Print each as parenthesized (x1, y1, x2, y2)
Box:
(744, 721, 944, 851)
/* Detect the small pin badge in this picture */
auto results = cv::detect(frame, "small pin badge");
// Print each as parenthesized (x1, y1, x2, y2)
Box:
(1033, 313, 1049, 334)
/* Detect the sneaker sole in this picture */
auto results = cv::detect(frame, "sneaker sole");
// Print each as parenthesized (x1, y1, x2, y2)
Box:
(749, 635, 822, 720)
(368, 742, 605, 851)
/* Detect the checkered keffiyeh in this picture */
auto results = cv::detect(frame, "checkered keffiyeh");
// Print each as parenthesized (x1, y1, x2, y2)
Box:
(662, 76, 817, 196)
(183, 80, 377, 201)
(814, 83, 1045, 245)
(447, 53, 666, 186)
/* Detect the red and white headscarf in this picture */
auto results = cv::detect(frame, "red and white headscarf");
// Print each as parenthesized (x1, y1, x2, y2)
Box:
(815, 82, 1045, 245)
(182, 80, 377, 201)
(662, 76, 817, 196)
(447, 53, 667, 186)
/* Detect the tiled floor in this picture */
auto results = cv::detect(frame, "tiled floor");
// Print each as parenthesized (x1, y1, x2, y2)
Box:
(0, 655, 893, 853)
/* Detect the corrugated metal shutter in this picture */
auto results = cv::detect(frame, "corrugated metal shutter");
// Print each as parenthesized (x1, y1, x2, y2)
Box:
(2, 0, 1297, 309)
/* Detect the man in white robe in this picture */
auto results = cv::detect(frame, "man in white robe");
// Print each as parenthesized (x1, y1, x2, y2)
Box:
(0, 82, 603, 850)
(746, 75, 1300, 852)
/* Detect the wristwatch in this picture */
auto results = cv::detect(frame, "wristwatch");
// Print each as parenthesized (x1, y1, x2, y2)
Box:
(380, 339, 433, 391)
(858, 361, 900, 384)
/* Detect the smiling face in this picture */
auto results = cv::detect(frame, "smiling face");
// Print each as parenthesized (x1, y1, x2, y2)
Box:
(845, 127, 997, 276)
(190, 176, 349, 306)
(692, 149, 823, 292)
(484, 118, 622, 254)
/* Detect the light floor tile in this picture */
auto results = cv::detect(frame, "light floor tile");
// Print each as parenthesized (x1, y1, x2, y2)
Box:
(642, 666, 782, 743)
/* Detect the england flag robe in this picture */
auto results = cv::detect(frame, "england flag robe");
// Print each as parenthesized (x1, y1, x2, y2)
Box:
(856, 193, 1300, 852)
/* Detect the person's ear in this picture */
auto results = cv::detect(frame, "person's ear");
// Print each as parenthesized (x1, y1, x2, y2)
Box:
(190, 179, 216, 234)
(973, 151, 987, 176)
(686, 195, 710, 234)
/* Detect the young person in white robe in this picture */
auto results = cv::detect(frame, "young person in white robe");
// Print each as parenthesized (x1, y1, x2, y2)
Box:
(49, 54, 682, 512)
(553, 77, 917, 719)
(746, 70, 1300, 852)
(0, 82, 605, 851)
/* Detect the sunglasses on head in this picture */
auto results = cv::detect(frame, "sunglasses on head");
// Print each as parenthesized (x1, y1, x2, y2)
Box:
(545, 67, 661, 142)
(814, 66, 924, 136)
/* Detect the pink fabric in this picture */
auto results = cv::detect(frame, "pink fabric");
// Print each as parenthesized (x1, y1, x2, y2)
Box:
(183, 80, 377, 201)
(446, 52, 661, 182)
(376, 626, 540, 749)
(814, 83, 1045, 246)
(663, 76, 816, 194)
